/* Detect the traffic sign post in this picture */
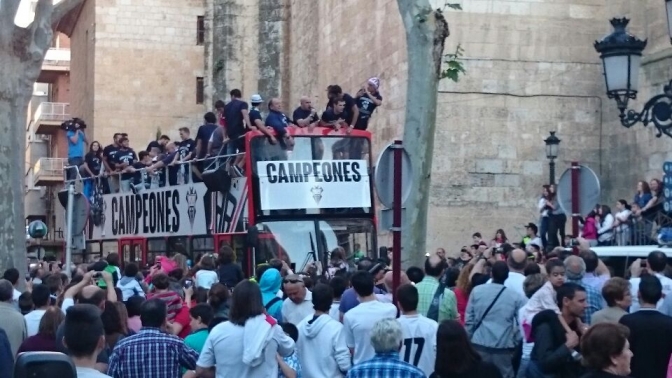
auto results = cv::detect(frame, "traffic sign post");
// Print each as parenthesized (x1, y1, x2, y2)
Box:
(374, 140, 413, 305)
(557, 163, 601, 240)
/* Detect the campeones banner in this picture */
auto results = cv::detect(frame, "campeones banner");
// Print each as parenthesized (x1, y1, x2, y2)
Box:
(90, 185, 210, 239)
(257, 159, 371, 210)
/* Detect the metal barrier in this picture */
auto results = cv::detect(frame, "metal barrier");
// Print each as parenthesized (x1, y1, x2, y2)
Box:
(63, 152, 244, 193)
(601, 212, 672, 246)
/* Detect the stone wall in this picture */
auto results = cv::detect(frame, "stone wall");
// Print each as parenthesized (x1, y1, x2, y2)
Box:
(70, 0, 208, 148)
(69, 0, 95, 134)
(283, 0, 609, 252)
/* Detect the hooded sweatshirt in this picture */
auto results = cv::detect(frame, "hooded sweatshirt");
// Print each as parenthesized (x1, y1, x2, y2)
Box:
(296, 314, 351, 378)
(260, 268, 283, 321)
(116, 276, 145, 302)
(196, 314, 294, 378)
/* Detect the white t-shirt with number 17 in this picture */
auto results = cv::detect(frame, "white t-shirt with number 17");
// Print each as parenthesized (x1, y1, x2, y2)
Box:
(397, 313, 438, 377)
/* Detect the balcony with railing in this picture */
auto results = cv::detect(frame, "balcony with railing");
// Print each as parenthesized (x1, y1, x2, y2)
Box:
(38, 48, 70, 82)
(33, 102, 69, 134)
(34, 158, 66, 186)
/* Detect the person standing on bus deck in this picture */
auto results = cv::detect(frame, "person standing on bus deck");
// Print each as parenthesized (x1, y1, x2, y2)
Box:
(292, 96, 320, 131)
(223, 89, 252, 177)
(354, 77, 383, 130)
(248, 94, 277, 144)
(326, 85, 359, 133)
(193, 112, 219, 180)
(321, 99, 350, 131)
(265, 98, 295, 146)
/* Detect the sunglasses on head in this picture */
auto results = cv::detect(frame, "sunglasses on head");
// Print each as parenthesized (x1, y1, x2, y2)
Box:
(283, 279, 303, 284)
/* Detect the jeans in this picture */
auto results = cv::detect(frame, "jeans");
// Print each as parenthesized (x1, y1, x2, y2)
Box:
(547, 214, 567, 249)
(66, 157, 84, 180)
(540, 217, 549, 250)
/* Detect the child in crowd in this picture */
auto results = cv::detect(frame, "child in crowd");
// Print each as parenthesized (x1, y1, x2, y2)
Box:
(195, 255, 218, 290)
(520, 259, 574, 342)
(185, 304, 213, 354)
(147, 273, 182, 321)
(277, 323, 302, 378)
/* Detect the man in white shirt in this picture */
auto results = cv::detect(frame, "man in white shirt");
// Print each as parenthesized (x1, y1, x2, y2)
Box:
(281, 274, 314, 325)
(343, 271, 397, 365)
(486, 248, 527, 299)
(2, 268, 22, 304)
(396, 283, 438, 377)
(296, 283, 351, 377)
(24, 284, 51, 336)
(629, 251, 672, 312)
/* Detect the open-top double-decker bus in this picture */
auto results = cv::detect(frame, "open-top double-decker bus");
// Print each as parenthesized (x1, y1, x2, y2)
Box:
(79, 126, 376, 275)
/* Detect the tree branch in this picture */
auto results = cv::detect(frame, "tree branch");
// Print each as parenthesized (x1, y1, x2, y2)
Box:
(50, 0, 85, 29)
(27, 0, 54, 57)
(0, 0, 21, 48)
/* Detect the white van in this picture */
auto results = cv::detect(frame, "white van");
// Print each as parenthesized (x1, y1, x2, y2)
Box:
(590, 245, 672, 277)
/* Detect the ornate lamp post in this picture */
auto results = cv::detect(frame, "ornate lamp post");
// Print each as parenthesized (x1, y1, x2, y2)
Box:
(544, 131, 561, 184)
(594, 17, 672, 138)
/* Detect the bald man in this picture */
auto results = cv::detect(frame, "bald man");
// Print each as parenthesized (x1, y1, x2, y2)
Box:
(486, 249, 527, 298)
(376, 271, 410, 303)
(564, 255, 604, 324)
(416, 255, 458, 322)
(292, 96, 319, 128)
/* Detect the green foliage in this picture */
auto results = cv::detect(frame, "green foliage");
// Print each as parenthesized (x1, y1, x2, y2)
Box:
(214, 59, 224, 74)
(440, 44, 467, 82)
(156, 128, 162, 140)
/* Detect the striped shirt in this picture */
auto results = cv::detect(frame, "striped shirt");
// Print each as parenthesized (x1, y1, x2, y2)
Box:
(147, 291, 182, 321)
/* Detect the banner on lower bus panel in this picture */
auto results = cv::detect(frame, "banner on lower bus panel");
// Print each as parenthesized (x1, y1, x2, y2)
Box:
(256, 160, 371, 210)
(90, 185, 210, 239)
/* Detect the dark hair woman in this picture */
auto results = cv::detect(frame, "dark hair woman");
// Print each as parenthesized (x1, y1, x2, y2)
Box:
(597, 205, 615, 246)
(580, 323, 632, 377)
(490, 229, 508, 248)
(430, 320, 502, 378)
(101, 300, 128, 350)
(198, 280, 294, 377)
(539, 185, 553, 250)
(633, 180, 652, 210)
(217, 245, 244, 289)
(640, 178, 665, 221)
(208, 283, 231, 329)
(17, 307, 64, 353)
(83, 141, 103, 200)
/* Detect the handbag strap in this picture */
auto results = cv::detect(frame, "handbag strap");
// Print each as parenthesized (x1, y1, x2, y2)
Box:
(472, 286, 506, 334)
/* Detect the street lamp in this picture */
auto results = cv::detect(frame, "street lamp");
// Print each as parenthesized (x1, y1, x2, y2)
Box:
(544, 131, 561, 184)
(594, 17, 672, 138)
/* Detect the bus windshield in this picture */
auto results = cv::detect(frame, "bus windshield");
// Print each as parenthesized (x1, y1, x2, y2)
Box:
(253, 218, 375, 272)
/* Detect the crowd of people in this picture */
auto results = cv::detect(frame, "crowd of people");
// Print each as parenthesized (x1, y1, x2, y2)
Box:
(2, 235, 672, 378)
(522, 179, 667, 252)
(64, 79, 383, 197)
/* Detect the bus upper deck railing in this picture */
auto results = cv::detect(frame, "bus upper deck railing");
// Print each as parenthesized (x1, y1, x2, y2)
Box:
(64, 153, 244, 193)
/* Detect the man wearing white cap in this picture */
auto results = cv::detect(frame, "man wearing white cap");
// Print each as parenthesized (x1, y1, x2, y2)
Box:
(249, 94, 276, 144)
(354, 77, 383, 130)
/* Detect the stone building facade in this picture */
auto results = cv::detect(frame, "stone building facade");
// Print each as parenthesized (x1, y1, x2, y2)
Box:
(62, 0, 667, 254)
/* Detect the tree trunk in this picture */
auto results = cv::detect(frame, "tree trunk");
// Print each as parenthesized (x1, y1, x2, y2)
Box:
(0, 0, 84, 285)
(396, 0, 449, 267)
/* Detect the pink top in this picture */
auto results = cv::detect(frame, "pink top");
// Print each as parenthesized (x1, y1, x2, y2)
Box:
(582, 217, 598, 240)
(127, 316, 142, 333)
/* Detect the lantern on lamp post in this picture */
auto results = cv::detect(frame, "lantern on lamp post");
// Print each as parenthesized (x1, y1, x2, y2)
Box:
(544, 131, 561, 185)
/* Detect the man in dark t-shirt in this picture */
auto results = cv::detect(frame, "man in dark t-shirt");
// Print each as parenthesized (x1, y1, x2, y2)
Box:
(223, 89, 251, 176)
(103, 133, 124, 193)
(326, 84, 359, 131)
(321, 99, 349, 130)
(193, 112, 219, 181)
(146, 135, 170, 155)
(354, 77, 383, 130)
(114, 137, 138, 192)
(292, 97, 319, 129)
